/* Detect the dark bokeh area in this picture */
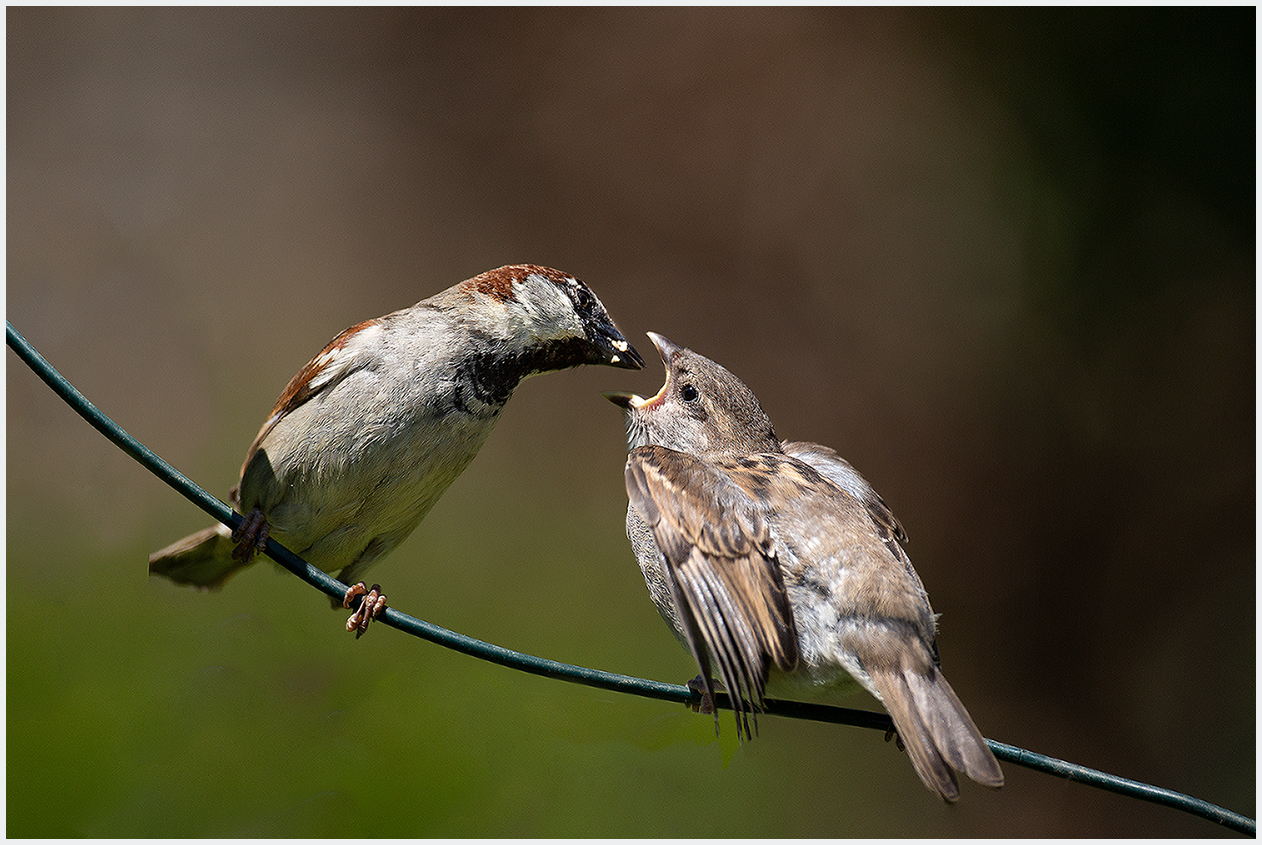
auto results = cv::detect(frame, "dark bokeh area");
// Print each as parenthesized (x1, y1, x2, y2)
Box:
(7, 8, 1253, 837)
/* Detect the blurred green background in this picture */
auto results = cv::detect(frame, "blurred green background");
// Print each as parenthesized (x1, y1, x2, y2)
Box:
(7, 7, 1253, 837)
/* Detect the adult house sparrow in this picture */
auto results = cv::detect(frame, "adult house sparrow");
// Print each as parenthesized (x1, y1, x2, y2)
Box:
(150, 264, 643, 635)
(606, 333, 1002, 802)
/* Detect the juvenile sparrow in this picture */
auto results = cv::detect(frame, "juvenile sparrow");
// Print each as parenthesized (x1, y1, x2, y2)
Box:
(150, 264, 643, 635)
(606, 333, 1002, 802)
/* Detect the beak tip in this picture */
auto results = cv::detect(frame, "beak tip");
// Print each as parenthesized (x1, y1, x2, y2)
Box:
(645, 332, 680, 363)
(602, 390, 638, 409)
(604, 333, 645, 369)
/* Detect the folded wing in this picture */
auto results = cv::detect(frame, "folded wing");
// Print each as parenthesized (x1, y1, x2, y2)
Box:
(625, 445, 799, 739)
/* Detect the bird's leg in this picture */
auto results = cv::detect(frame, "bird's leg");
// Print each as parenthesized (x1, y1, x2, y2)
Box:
(343, 582, 387, 638)
(231, 508, 270, 562)
(685, 674, 716, 715)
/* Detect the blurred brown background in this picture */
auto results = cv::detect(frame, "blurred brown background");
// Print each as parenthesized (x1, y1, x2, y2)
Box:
(7, 7, 1253, 837)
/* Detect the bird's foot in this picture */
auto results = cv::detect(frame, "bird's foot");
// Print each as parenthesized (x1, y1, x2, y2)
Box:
(685, 675, 716, 715)
(231, 508, 270, 562)
(884, 725, 906, 752)
(343, 582, 387, 638)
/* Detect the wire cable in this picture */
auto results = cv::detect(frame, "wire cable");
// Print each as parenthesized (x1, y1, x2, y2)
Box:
(7, 319, 1253, 836)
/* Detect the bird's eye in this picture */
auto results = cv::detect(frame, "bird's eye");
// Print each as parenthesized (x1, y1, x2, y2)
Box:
(679, 383, 699, 402)
(571, 285, 593, 312)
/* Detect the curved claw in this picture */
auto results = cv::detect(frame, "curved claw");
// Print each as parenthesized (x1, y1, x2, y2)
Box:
(343, 582, 387, 638)
(884, 725, 906, 752)
(231, 508, 270, 563)
(685, 674, 716, 715)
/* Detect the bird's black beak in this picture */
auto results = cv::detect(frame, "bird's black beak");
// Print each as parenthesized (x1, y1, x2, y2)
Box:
(590, 320, 645, 370)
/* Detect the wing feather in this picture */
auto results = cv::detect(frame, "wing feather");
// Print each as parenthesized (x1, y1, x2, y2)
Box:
(625, 446, 799, 739)
(236, 319, 383, 490)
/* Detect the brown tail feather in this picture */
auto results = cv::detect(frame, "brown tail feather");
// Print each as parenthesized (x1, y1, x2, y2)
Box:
(149, 524, 245, 590)
(869, 666, 1004, 802)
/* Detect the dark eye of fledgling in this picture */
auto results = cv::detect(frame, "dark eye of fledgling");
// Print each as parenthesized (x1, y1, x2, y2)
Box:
(679, 383, 699, 402)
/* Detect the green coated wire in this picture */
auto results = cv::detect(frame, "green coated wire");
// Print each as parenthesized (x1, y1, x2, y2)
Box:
(7, 319, 1254, 836)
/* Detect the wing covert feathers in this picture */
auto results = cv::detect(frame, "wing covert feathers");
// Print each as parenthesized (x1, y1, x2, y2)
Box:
(625, 446, 799, 739)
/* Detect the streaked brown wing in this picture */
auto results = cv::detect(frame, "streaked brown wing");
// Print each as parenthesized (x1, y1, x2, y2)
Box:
(233, 319, 383, 499)
(625, 445, 799, 740)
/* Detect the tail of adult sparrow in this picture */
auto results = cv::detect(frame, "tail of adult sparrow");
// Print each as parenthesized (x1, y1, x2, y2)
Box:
(149, 524, 243, 590)
(867, 665, 1005, 802)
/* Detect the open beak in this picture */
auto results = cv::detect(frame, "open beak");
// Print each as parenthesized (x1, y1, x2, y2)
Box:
(644, 332, 682, 365)
(602, 390, 640, 410)
(603, 331, 679, 411)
